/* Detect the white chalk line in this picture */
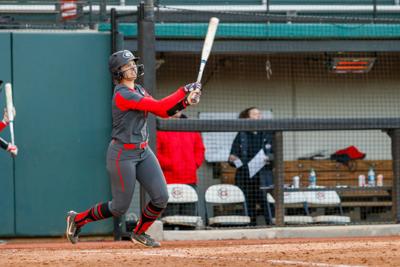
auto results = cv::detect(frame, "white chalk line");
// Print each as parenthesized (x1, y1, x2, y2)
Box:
(268, 260, 366, 267)
(142, 250, 367, 267)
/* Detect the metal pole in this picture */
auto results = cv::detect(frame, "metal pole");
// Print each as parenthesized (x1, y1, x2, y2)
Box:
(100, 0, 107, 21)
(89, 1, 94, 30)
(373, 0, 377, 20)
(273, 131, 284, 226)
(111, 8, 118, 53)
(138, 0, 156, 209)
(389, 129, 400, 222)
(110, 7, 123, 241)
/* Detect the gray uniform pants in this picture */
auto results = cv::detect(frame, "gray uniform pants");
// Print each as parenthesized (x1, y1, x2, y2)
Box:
(106, 141, 169, 216)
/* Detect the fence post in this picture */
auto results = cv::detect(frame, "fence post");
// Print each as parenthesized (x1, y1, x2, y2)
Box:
(111, 8, 118, 53)
(138, 0, 156, 210)
(110, 8, 125, 241)
(273, 131, 284, 226)
(373, 0, 377, 20)
(100, 0, 107, 21)
(389, 129, 400, 223)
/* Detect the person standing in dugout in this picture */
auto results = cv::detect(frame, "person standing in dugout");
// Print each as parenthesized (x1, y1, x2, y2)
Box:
(228, 107, 274, 226)
(66, 50, 202, 247)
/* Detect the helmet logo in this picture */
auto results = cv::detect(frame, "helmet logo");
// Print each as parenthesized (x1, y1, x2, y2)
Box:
(123, 50, 134, 59)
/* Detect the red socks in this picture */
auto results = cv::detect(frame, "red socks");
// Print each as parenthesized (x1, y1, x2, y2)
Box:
(134, 202, 164, 235)
(74, 202, 113, 228)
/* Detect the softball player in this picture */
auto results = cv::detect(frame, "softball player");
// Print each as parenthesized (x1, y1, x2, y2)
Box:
(66, 50, 201, 247)
(0, 108, 17, 156)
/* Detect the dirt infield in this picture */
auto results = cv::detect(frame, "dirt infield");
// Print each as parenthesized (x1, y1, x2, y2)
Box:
(0, 236, 399, 266)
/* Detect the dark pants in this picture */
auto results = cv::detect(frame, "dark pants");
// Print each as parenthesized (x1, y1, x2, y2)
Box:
(106, 141, 169, 216)
(236, 169, 273, 225)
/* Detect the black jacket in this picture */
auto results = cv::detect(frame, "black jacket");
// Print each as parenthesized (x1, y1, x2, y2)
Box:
(229, 131, 274, 184)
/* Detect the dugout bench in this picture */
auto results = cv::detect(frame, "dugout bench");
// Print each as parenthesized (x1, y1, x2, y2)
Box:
(216, 160, 393, 223)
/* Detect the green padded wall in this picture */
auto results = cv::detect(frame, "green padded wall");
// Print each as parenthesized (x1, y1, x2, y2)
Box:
(12, 32, 113, 236)
(99, 22, 400, 39)
(0, 33, 15, 236)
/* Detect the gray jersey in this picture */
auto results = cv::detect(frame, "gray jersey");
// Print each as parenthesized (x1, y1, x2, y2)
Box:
(111, 84, 148, 144)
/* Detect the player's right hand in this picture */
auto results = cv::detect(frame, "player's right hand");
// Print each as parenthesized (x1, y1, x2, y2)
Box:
(7, 143, 18, 157)
(185, 89, 201, 105)
(183, 82, 202, 93)
(3, 107, 16, 124)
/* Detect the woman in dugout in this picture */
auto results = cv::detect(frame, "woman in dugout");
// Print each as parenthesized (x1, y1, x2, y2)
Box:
(0, 108, 17, 156)
(228, 107, 274, 226)
(66, 50, 201, 247)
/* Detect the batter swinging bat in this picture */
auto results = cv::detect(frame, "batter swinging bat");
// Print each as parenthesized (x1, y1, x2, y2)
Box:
(5, 83, 15, 145)
(188, 17, 219, 105)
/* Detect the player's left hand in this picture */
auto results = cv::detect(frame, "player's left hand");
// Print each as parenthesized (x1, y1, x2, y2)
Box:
(183, 82, 202, 93)
(186, 89, 201, 105)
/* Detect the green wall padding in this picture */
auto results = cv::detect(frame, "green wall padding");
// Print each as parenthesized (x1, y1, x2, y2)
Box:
(0, 33, 15, 237)
(12, 32, 113, 236)
(98, 22, 400, 39)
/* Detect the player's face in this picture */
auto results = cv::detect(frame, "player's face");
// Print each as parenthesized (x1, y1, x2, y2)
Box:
(121, 61, 137, 81)
(248, 108, 262, 120)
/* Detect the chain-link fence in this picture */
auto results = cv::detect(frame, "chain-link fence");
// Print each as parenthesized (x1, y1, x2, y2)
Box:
(148, 4, 400, 229)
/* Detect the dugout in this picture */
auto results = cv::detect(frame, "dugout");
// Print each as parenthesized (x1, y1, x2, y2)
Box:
(104, 17, 400, 228)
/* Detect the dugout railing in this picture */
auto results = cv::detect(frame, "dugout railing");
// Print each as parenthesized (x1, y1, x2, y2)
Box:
(157, 117, 400, 227)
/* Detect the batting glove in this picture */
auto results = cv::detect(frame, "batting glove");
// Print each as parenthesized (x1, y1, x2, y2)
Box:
(183, 82, 202, 93)
(7, 144, 18, 157)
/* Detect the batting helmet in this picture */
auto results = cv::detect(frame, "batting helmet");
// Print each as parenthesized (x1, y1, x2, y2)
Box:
(109, 50, 144, 81)
(109, 50, 138, 73)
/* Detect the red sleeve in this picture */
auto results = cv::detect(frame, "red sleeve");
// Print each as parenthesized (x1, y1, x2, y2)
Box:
(0, 121, 7, 132)
(194, 132, 205, 168)
(116, 87, 186, 118)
